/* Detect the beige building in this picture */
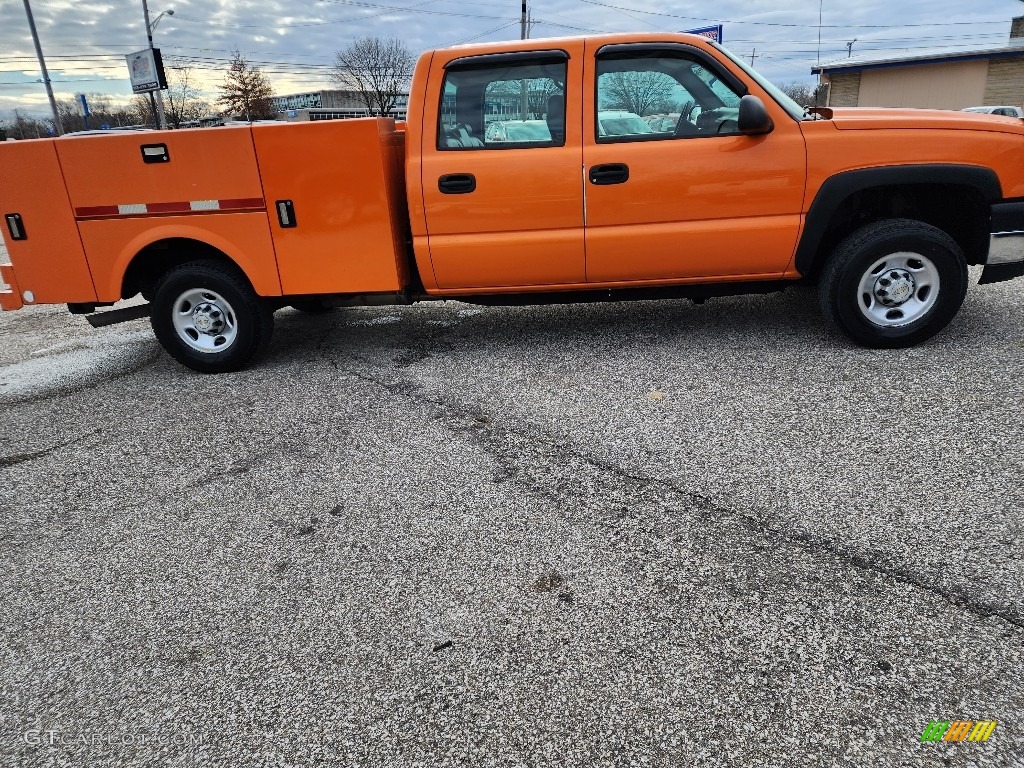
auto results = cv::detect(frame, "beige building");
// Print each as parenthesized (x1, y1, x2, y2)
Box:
(815, 17, 1024, 110)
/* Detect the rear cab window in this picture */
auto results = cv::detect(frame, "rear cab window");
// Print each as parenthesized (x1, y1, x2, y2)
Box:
(438, 53, 568, 150)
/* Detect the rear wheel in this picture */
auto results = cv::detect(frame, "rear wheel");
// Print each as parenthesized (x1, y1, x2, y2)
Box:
(818, 219, 967, 348)
(151, 260, 273, 373)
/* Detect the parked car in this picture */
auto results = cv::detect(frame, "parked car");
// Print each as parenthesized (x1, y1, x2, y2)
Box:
(962, 106, 1024, 118)
(484, 120, 552, 143)
(597, 111, 654, 137)
(644, 113, 681, 133)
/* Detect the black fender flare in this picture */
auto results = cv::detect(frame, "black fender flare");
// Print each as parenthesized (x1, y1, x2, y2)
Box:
(794, 164, 1002, 276)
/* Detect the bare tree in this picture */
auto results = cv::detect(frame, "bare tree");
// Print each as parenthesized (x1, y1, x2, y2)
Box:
(128, 95, 157, 127)
(164, 67, 212, 128)
(778, 81, 829, 107)
(2, 98, 151, 138)
(602, 71, 675, 116)
(218, 50, 275, 121)
(55, 97, 85, 131)
(2, 109, 49, 139)
(333, 37, 415, 116)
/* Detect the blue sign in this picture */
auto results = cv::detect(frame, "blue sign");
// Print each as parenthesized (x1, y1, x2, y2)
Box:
(78, 93, 90, 118)
(685, 24, 723, 44)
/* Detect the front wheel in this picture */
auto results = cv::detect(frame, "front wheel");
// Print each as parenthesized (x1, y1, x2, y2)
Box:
(818, 219, 968, 348)
(151, 260, 274, 373)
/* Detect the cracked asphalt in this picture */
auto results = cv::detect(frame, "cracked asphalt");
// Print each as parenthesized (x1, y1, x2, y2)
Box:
(1, 272, 1023, 767)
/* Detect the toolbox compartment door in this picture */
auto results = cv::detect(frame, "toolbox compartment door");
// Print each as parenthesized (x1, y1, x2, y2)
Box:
(252, 119, 408, 296)
(0, 141, 97, 304)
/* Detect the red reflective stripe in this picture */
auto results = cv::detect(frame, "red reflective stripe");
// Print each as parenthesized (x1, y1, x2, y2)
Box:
(146, 201, 192, 213)
(75, 205, 119, 217)
(219, 197, 265, 210)
(74, 197, 265, 219)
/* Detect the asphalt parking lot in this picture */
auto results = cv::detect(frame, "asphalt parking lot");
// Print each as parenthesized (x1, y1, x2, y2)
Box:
(1, 270, 1022, 767)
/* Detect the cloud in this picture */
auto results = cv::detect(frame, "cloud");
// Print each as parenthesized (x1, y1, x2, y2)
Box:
(1, 0, 1019, 116)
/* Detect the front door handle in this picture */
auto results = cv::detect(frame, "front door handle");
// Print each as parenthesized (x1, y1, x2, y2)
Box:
(438, 173, 477, 194)
(588, 163, 629, 185)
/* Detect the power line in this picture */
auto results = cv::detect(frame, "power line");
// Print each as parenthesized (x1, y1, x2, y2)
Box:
(572, 0, 1015, 29)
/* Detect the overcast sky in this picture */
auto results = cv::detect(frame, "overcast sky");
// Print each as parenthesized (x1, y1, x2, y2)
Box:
(2, 0, 1024, 117)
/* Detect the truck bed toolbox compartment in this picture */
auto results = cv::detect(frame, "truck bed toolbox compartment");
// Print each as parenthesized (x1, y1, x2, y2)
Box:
(54, 128, 282, 301)
(251, 118, 409, 295)
(0, 141, 97, 306)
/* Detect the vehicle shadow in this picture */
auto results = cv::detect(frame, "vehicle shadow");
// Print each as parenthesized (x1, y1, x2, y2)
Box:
(269, 288, 833, 366)
(265, 276, 1014, 373)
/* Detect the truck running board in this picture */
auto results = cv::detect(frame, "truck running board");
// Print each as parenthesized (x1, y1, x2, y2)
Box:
(85, 303, 152, 328)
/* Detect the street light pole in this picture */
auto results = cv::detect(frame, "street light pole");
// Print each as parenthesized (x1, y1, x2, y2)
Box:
(21, 0, 62, 135)
(141, 0, 167, 129)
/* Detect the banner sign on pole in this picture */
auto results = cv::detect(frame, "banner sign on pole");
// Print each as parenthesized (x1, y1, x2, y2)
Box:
(77, 93, 90, 118)
(125, 48, 168, 93)
(685, 25, 724, 44)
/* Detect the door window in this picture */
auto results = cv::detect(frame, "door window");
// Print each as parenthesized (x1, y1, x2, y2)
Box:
(595, 53, 744, 141)
(439, 58, 567, 150)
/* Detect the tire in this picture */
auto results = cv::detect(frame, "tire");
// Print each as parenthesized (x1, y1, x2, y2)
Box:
(818, 218, 968, 348)
(150, 260, 274, 374)
(289, 298, 335, 314)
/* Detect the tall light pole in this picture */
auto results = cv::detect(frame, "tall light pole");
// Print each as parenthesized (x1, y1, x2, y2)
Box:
(22, 0, 62, 135)
(141, 1, 172, 129)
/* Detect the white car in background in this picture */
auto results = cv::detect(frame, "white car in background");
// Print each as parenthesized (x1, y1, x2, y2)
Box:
(962, 106, 1023, 118)
(596, 111, 654, 137)
(484, 120, 552, 143)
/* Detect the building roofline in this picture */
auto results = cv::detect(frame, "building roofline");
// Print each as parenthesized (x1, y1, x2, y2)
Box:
(813, 44, 1024, 75)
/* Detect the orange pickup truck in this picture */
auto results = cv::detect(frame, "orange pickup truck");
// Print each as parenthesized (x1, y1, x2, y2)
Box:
(3, 32, 1024, 372)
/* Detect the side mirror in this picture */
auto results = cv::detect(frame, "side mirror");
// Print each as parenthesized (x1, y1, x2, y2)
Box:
(738, 95, 774, 136)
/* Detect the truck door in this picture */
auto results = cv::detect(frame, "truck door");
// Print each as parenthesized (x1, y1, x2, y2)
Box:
(418, 45, 585, 290)
(581, 40, 807, 283)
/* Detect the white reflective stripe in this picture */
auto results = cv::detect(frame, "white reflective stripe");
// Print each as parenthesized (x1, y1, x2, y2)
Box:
(118, 204, 147, 215)
(190, 200, 220, 211)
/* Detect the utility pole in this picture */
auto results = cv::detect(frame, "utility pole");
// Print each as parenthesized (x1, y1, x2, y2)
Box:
(520, 0, 527, 39)
(816, 0, 823, 68)
(846, 39, 857, 57)
(141, 0, 167, 129)
(750, 48, 757, 66)
(22, 0, 62, 135)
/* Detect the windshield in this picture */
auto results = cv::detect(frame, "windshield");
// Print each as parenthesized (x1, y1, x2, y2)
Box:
(711, 43, 806, 121)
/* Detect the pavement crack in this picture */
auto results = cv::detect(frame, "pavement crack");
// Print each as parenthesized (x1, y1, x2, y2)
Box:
(336, 358, 1024, 633)
(187, 441, 316, 492)
(0, 429, 102, 470)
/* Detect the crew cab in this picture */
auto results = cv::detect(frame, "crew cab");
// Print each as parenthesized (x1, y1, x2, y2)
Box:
(2, 32, 1024, 373)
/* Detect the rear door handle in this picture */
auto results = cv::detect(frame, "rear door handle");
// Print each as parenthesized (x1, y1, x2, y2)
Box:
(438, 174, 477, 194)
(588, 163, 629, 185)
